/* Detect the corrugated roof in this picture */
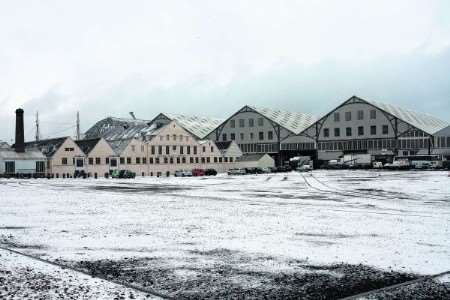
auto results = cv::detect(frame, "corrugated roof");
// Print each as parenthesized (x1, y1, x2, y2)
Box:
(163, 113, 224, 139)
(84, 117, 160, 141)
(24, 137, 68, 158)
(366, 100, 449, 135)
(249, 106, 317, 134)
(0, 148, 46, 160)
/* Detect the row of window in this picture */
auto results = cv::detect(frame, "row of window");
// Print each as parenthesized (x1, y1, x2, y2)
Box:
(281, 143, 316, 151)
(223, 131, 274, 142)
(333, 109, 377, 122)
(149, 145, 213, 155)
(435, 136, 450, 148)
(158, 134, 190, 142)
(230, 118, 265, 128)
(318, 138, 431, 151)
(323, 125, 389, 138)
(238, 143, 279, 153)
(119, 156, 236, 164)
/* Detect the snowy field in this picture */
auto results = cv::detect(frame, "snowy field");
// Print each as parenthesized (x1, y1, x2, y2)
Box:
(1, 170, 449, 299)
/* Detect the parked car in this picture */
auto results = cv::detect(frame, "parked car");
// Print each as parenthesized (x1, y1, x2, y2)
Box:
(261, 167, 272, 173)
(227, 168, 246, 175)
(192, 168, 205, 176)
(175, 170, 193, 177)
(111, 170, 136, 179)
(205, 169, 217, 176)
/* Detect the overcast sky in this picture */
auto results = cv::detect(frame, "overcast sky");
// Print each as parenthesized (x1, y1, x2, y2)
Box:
(1, 0, 449, 142)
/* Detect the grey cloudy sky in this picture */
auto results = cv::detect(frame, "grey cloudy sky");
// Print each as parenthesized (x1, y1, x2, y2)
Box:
(1, 0, 450, 142)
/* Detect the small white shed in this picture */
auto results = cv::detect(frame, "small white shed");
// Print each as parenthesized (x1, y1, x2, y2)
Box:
(236, 153, 275, 169)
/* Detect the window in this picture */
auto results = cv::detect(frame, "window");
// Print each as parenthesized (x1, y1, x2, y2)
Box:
(180, 146, 184, 154)
(230, 133, 235, 140)
(358, 126, 364, 136)
(95, 157, 101, 164)
(214, 157, 218, 163)
(143, 157, 147, 164)
(64, 147, 74, 152)
(230, 120, 236, 128)
(258, 118, 264, 126)
(268, 131, 273, 140)
(88, 157, 94, 165)
(250, 133, 254, 140)
(206, 157, 210, 163)
(239, 119, 245, 127)
(127, 157, 131, 164)
(5, 161, 15, 174)
(323, 128, 330, 137)
(240, 133, 244, 140)
(149, 157, 154, 164)
(357, 110, 364, 120)
(172, 145, 177, 151)
(120, 157, 125, 164)
(151, 146, 155, 155)
(202, 146, 206, 153)
(195, 157, 199, 163)
(164, 157, 168, 164)
(105, 157, 109, 164)
(187, 146, 191, 154)
(189, 157, 194, 163)
(166, 134, 170, 141)
(165, 146, 170, 155)
(382, 125, 389, 135)
(259, 132, 264, 140)
(334, 112, 340, 122)
(173, 134, 177, 141)
(158, 146, 162, 155)
(222, 133, 227, 141)
(136, 157, 141, 164)
(182, 157, 186, 163)
(62, 158, 68, 165)
(211, 146, 214, 152)
(131, 145, 135, 152)
(110, 158, 117, 167)
(155, 157, 160, 164)
(249, 119, 254, 127)
(345, 111, 351, 121)
(201, 157, 205, 163)
(370, 110, 376, 119)
(346, 127, 352, 137)
(194, 146, 197, 154)
(334, 128, 340, 137)
(370, 125, 377, 135)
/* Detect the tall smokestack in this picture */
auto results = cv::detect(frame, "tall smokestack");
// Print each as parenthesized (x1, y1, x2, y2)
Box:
(15, 108, 25, 153)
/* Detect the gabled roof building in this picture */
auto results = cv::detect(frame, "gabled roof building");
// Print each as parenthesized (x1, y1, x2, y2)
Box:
(281, 96, 450, 161)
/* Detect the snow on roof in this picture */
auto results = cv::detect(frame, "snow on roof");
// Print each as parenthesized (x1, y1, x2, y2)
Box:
(24, 137, 68, 158)
(0, 148, 46, 160)
(84, 117, 159, 141)
(163, 113, 224, 139)
(364, 99, 449, 135)
(108, 139, 133, 156)
(249, 106, 317, 134)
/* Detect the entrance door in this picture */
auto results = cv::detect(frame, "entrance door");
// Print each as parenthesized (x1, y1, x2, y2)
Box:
(5, 161, 15, 174)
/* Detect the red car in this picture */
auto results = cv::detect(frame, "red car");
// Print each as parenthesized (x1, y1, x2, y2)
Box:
(192, 169, 205, 176)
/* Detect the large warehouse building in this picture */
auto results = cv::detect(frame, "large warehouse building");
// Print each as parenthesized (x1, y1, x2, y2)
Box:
(281, 96, 450, 163)
(206, 105, 317, 164)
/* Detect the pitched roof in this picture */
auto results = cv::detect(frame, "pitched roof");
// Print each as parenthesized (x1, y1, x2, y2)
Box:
(108, 139, 133, 156)
(248, 106, 317, 134)
(24, 137, 69, 158)
(75, 138, 101, 155)
(364, 98, 449, 135)
(84, 117, 160, 140)
(215, 141, 232, 150)
(162, 113, 224, 139)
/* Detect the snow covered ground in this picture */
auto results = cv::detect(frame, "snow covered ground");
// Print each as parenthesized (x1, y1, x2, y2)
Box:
(0, 170, 449, 298)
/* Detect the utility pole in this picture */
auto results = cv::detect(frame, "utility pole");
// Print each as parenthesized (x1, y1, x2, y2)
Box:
(76, 111, 81, 140)
(35, 111, 40, 142)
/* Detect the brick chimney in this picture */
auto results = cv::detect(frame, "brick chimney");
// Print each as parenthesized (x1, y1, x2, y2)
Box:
(15, 108, 25, 153)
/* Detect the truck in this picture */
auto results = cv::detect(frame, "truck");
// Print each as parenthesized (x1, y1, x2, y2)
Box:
(340, 154, 372, 168)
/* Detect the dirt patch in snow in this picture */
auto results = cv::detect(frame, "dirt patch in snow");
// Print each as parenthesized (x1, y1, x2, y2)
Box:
(67, 254, 427, 299)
